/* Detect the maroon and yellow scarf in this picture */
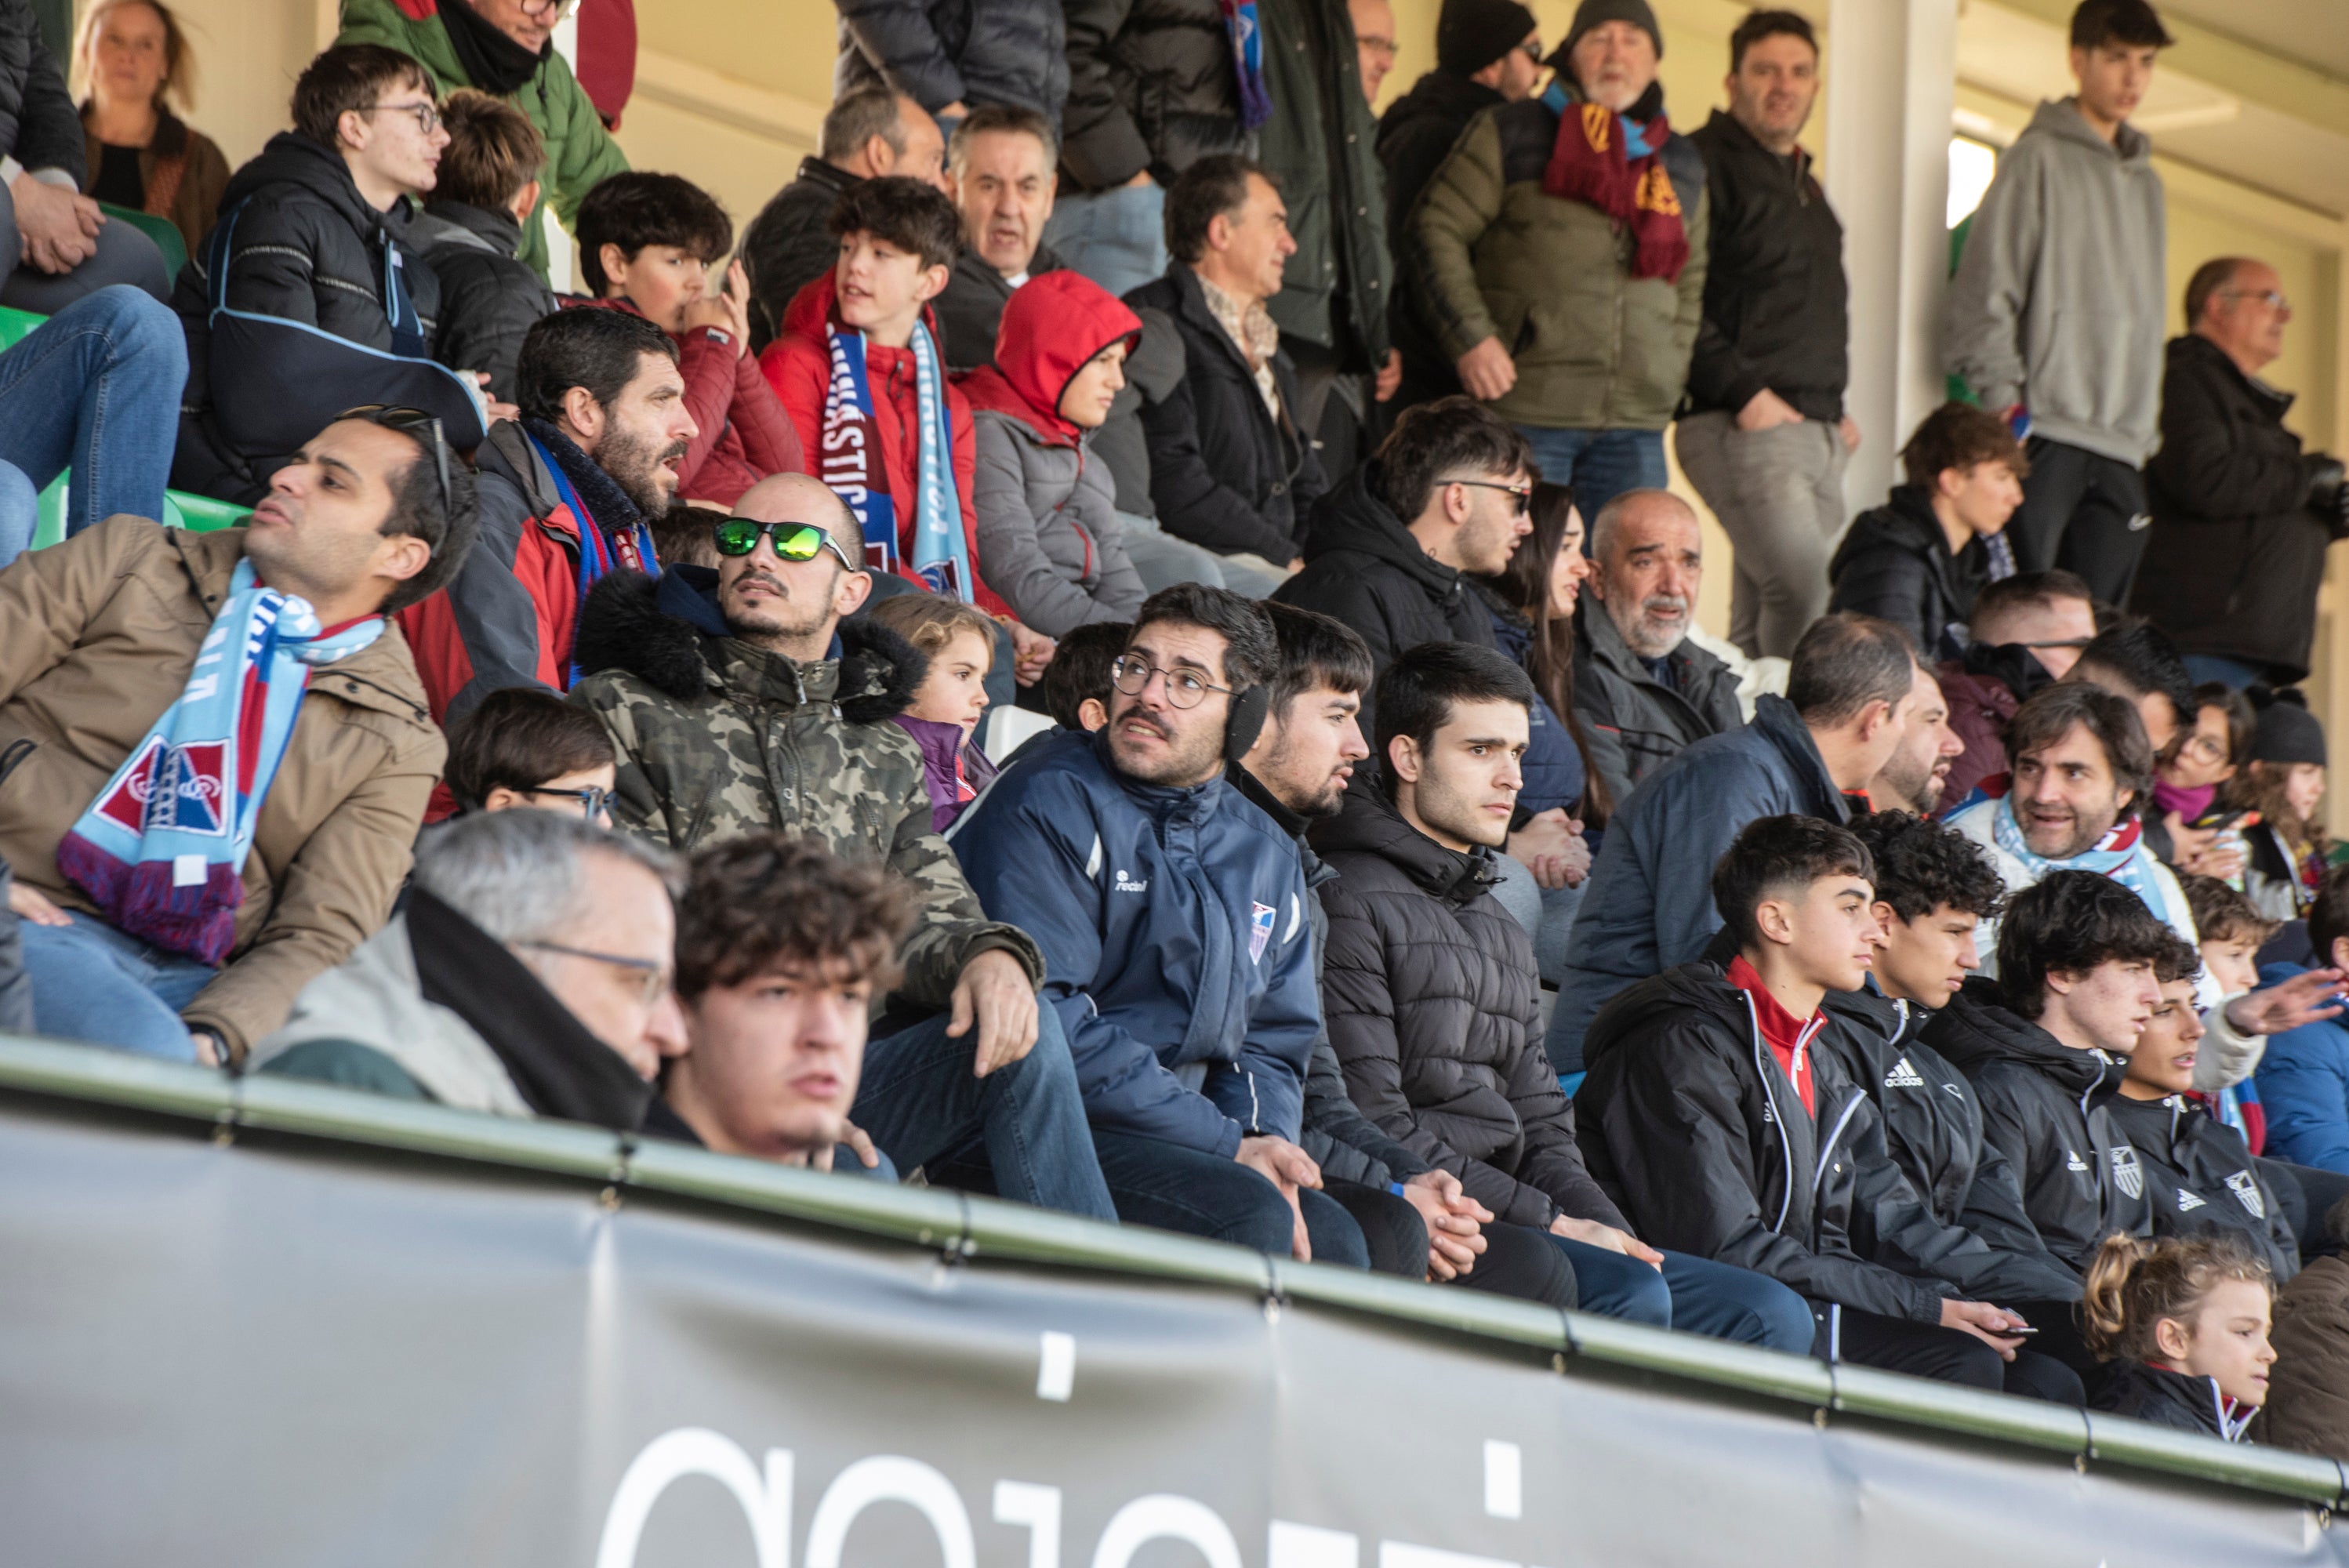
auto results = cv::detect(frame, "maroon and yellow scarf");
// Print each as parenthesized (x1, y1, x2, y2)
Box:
(1541, 89, 1689, 282)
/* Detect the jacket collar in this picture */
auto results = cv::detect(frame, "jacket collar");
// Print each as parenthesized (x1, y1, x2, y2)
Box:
(1749, 693, 1850, 820)
(1698, 107, 1812, 180)
(794, 155, 861, 199)
(1229, 760, 1341, 891)
(521, 415, 644, 538)
(1578, 594, 1717, 689)
(1925, 975, 2126, 1101)
(1309, 771, 1499, 906)
(1297, 461, 1465, 603)
(1085, 726, 1229, 827)
(421, 198, 525, 257)
(2171, 330, 2295, 419)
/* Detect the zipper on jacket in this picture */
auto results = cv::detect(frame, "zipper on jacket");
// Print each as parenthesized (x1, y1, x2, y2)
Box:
(1813, 1092, 1866, 1205)
(1743, 992, 1798, 1232)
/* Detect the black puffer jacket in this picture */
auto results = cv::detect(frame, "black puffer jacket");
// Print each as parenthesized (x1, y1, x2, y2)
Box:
(1827, 484, 1988, 660)
(833, 0, 1068, 122)
(1824, 986, 2084, 1303)
(1059, 0, 1251, 191)
(2104, 1092, 2299, 1283)
(170, 132, 445, 503)
(1571, 601, 1744, 814)
(1922, 978, 2152, 1273)
(741, 158, 861, 353)
(2132, 332, 2349, 685)
(1375, 69, 1501, 407)
(1127, 263, 1327, 561)
(0, 0, 84, 180)
(1274, 459, 1493, 735)
(412, 199, 557, 404)
(1312, 778, 1625, 1232)
(1579, 955, 1993, 1322)
(1683, 109, 1846, 422)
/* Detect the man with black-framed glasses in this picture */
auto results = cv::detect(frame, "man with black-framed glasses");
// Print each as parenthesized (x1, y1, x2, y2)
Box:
(570, 470, 1118, 1222)
(1276, 396, 1534, 738)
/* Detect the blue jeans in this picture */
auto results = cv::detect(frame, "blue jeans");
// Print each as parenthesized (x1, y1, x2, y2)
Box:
(1513, 426, 1668, 523)
(1045, 183, 1167, 302)
(0, 285, 185, 539)
(1552, 1240, 1814, 1352)
(1090, 1128, 1371, 1266)
(2184, 653, 2267, 690)
(0, 457, 36, 567)
(20, 912, 216, 1060)
(850, 1002, 1117, 1221)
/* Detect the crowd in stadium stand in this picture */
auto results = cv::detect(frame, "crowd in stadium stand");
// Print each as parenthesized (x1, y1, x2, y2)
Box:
(5, 0, 2349, 1455)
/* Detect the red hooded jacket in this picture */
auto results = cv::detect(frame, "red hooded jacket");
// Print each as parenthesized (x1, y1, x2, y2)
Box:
(958, 269, 1142, 447)
(571, 295, 804, 507)
(761, 272, 1007, 615)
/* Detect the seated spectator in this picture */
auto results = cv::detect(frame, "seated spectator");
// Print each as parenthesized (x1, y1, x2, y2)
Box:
(2108, 967, 2300, 1281)
(960, 268, 1148, 634)
(1130, 156, 1328, 599)
(763, 176, 1013, 617)
(1573, 489, 1743, 810)
(2234, 687, 2329, 921)
(652, 501, 723, 569)
(0, 282, 185, 565)
(569, 470, 1115, 1221)
(1317, 643, 1809, 1345)
(1922, 871, 2183, 1274)
(1828, 402, 2027, 659)
(663, 833, 915, 1170)
(833, 0, 1065, 162)
(1579, 815, 2068, 1391)
(1, 408, 474, 1065)
(1035, 619, 1127, 732)
(250, 810, 686, 1126)
(1864, 662, 1965, 816)
(411, 88, 556, 405)
(2181, 873, 2282, 1142)
(1275, 397, 1530, 733)
(2142, 684, 2253, 884)
(334, 0, 629, 281)
(169, 44, 452, 504)
(1937, 568, 2097, 808)
(442, 686, 615, 822)
(574, 170, 805, 508)
(1826, 812, 2085, 1322)
(2071, 619, 2197, 759)
(741, 87, 946, 351)
(1236, 604, 1574, 1305)
(2084, 1230, 2275, 1440)
(2256, 868, 2349, 1175)
(398, 307, 694, 723)
(1552, 612, 1919, 1073)
(1088, 294, 1221, 594)
(865, 591, 1000, 832)
(0, 0, 169, 311)
(2259, 1195, 2349, 1461)
(953, 586, 1368, 1264)
(73, 0, 231, 257)
(935, 104, 1064, 370)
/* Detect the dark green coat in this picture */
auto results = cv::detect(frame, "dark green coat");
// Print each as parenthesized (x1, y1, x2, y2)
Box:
(1257, 0, 1390, 365)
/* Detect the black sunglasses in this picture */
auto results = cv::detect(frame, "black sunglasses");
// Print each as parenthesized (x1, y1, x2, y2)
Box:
(338, 403, 451, 517)
(524, 783, 612, 821)
(711, 517, 859, 570)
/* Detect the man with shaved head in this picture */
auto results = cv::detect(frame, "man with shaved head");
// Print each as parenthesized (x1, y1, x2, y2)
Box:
(568, 469, 1118, 1222)
(1573, 488, 1745, 808)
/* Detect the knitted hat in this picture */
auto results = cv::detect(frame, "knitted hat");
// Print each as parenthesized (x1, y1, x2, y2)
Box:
(2249, 686, 2328, 768)
(1552, 0, 1663, 67)
(1436, 0, 1539, 74)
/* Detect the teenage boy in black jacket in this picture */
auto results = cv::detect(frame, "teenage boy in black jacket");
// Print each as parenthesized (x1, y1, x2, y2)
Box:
(1579, 815, 2075, 1396)
(413, 89, 557, 406)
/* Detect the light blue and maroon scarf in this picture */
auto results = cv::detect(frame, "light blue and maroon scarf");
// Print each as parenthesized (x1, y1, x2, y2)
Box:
(56, 560, 383, 964)
(820, 315, 971, 601)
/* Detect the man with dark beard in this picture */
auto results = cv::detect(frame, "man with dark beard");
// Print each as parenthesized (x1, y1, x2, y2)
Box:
(1866, 662, 1966, 815)
(398, 307, 699, 725)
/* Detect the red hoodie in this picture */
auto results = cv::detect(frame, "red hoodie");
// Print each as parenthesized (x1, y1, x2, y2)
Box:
(760, 273, 1007, 616)
(569, 295, 804, 508)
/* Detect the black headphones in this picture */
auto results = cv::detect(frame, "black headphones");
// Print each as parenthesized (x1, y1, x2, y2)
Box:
(1224, 684, 1272, 763)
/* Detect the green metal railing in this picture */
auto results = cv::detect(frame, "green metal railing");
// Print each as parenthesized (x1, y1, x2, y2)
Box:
(2, 1033, 2343, 1510)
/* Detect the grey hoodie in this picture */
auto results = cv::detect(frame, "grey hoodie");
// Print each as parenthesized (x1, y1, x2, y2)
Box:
(1944, 99, 2166, 465)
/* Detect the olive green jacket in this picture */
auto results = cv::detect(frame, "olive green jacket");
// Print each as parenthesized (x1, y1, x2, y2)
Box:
(336, 0, 630, 280)
(1404, 93, 1708, 431)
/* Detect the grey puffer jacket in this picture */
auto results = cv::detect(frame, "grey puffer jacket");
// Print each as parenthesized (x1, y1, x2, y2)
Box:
(967, 403, 1147, 635)
(834, 0, 1068, 122)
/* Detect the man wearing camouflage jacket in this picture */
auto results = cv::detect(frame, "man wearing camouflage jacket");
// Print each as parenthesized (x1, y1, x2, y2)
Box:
(570, 473, 1115, 1219)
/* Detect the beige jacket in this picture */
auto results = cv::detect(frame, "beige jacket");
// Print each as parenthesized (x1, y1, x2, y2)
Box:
(0, 517, 443, 1058)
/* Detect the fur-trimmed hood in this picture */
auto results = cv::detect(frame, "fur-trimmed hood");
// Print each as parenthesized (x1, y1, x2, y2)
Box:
(571, 565, 928, 724)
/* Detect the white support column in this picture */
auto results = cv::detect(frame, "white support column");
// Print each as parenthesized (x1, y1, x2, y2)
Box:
(544, 5, 583, 293)
(1824, 0, 1958, 514)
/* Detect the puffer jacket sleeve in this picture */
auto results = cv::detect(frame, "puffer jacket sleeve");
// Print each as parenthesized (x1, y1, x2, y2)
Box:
(536, 53, 631, 238)
(1058, 0, 1150, 189)
(1076, 449, 1146, 617)
(835, 0, 969, 112)
(673, 323, 744, 495)
(1403, 110, 1506, 364)
(8, 20, 82, 180)
(1300, 1029, 1424, 1189)
(216, 194, 339, 328)
(1827, 536, 1934, 655)
(428, 252, 554, 404)
(972, 413, 1120, 635)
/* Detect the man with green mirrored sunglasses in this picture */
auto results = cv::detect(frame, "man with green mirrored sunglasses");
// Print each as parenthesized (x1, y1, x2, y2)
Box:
(710, 516, 862, 572)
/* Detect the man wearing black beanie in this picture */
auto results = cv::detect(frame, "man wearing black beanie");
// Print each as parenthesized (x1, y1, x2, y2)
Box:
(1377, 0, 1541, 408)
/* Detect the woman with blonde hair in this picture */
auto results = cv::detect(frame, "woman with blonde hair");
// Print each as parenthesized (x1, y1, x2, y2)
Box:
(74, 0, 228, 255)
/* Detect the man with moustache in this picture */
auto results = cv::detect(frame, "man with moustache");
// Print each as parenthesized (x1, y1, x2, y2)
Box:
(400, 308, 700, 724)
(568, 470, 1118, 1222)
(955, 586, 1372, 1265)
(1571, 488, 1745, 814)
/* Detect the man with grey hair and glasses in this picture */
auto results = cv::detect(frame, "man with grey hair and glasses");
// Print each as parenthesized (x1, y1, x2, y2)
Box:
(252, 809, 691, 1132)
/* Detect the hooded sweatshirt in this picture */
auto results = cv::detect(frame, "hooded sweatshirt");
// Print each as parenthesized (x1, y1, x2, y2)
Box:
(959, 271, 1149, 636)
(1943, 98, 2166, 466)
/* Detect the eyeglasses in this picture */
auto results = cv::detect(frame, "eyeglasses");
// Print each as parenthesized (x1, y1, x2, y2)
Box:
(2177, 731, 2230, 767)
(1358, 33, 1399, 56)
(1109, 654, 1233, 710)
(2220, 289, 2291, 313)
(515, 0, 575, 17)
(1442, 477, 1533, 516)
(358, 99, 441, 136)
(516, 939, 673, 1008)
(337, 404, 451, 519)
(1516, 41, 1545, 60)
(525, 784, 612, 820)
(712, 517, 859, 571)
